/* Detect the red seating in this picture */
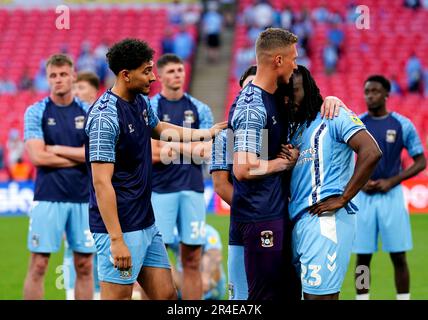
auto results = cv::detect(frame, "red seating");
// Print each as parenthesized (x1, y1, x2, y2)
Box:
(226, 0, 428, 152)
(0, 7, 197, 146)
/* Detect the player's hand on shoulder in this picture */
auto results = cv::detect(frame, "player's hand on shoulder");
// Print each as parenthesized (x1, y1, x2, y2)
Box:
(309, 195, 347, 216)
(110, 236, 132, 271)
(321, 96, 352, 119)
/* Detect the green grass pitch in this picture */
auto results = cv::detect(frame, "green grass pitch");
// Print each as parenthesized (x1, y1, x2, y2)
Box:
(1, 214, 427, 300)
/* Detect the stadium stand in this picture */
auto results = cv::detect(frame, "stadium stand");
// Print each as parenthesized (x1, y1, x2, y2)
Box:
(0, 6, 199, 179)
(225, 0, 428, 173)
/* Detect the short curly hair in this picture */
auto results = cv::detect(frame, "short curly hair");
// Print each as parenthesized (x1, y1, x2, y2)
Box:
(106, 38, 155, 75)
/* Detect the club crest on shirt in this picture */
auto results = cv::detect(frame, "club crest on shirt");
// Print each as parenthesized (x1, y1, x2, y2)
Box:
(184, 110, 195, 124)
(142, 109, 149, 126)
(74, 116, 85, 129)
(260, 230, 274, 248)
(47, 118, 56, 126)
(386, 129, 397, 143)
(128, 124, 135, 133)
(162, 114, 171, 122)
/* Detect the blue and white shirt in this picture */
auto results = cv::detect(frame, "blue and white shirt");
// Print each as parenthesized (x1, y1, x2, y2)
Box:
(85, 90, 159, 233)
(229, 83, 287, 223)
(289, 110, 366, 221)
(359, 111, 424, 181)
(151, 93, 213, 193)
(24, 97, 89, 203)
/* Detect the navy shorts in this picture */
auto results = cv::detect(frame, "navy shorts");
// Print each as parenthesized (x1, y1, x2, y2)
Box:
(230, 217, 294, 300)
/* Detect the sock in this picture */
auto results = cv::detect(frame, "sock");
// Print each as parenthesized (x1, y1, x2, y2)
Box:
(397, 293, 410, 300)
(66, 289, 75, 300)
(356, 293, 370, 300)
(93, 291, 101, 300)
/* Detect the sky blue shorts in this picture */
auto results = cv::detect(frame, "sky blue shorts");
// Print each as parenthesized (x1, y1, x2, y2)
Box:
(227, 244, 248, 300)
(92, 224, 170, 285)
(27, 201, 95, 254)
(151, 191, 206, 245)
(353, 185, 412, 254)
(292, 208, 355, 295)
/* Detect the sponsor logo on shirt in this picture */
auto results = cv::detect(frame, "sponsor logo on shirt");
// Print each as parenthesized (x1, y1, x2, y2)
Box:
(260, 230, 274, 248)
(128, 124, 135, 133)
(163, 114, 171, 122)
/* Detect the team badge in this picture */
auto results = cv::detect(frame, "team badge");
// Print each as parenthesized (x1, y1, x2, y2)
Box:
(74, 116, 85, 129)
(163, 114, 171, 122)
(47, 118, 56, 126)
(260, 230, 274, 248)
(184, 110, 195, 124)
(386, 129, 397, 143)
(31, 234, 40, 248)
(142, 109, 149, 126)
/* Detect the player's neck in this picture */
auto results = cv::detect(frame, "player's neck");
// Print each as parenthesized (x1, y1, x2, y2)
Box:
(111, 82, 136, 103)
(251, 72, 277, 94)
(50, 92, 73, 106)
(368, 105, 388, 117)
(161, 87, 184, 101)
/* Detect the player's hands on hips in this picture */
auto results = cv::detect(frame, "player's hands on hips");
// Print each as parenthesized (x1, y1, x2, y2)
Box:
(110, 236, 132, 271)
(371, 178, 395, 193)
(362, 179, 377, 193)
(320, 96, 352, 119)
(209, 121, 228, 138)
(309, 196, 347, 216)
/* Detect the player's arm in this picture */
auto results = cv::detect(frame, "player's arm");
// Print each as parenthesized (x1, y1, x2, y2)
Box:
(201, 249, 222, 294)
(167, 100, 215, 162)
(212, 171, 233, 205)
(371, 118, 427, 193)
(167, 141, 212, 162)
(151, 121, 227, 142)
(45, 145, 86, 163)
(91, 162, 131, 271)
(25, 139, 79, 168)
(233, 151, 297, 181)
(310, 130, 382, 215)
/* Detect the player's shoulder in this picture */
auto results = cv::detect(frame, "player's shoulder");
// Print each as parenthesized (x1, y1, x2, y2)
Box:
(235, 84, 265, 111)
(73, 97, 90, 113)
(25, 96, 50, 115)
(149, 93, 162, 106)
(331, 108, 365, 127)
(89, 91, 118, 116)
(185, 93, 212, 112)
(390, 111, 415, 128)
